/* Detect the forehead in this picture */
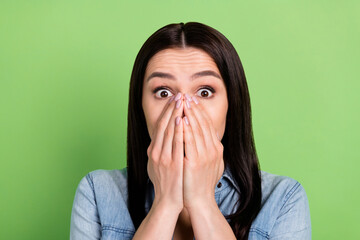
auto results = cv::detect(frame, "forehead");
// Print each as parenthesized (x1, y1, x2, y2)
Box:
(145, 47, 219, 73)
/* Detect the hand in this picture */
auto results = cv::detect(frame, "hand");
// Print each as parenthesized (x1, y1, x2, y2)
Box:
(182, 94, 225, 210)
(146, 93, 185, 213)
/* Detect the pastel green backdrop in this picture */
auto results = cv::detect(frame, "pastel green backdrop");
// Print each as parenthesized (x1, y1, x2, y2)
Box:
(0, 0, 359, 239)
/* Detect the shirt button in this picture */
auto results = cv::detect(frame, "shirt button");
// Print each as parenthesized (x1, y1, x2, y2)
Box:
(217, 182, 222, 188)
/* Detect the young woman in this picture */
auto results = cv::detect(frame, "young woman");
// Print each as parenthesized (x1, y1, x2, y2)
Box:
(70, 22, 311, 240)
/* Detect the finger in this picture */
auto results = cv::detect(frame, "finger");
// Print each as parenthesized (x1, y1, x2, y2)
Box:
(190, 96, 225, 180)
(172, 114, 184, 166)
(183, 96, 206, 155)
(152, 93, 181, 155)
(150, 95, 175, 139)
(148, 95, 175, 157)
(183, 115, 198, 162)
(191, 96, 222, 148)
(185, 95, 216, 150)
(162, 96, 184, 161)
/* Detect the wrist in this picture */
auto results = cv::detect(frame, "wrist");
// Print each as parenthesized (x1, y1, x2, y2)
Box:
(133, 195, 182, 240)
(152, 196, 183, 215)
(185, 197, 218, 215)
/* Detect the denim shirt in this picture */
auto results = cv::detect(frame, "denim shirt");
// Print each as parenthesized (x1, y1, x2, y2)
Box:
(70, 168, 311, 239)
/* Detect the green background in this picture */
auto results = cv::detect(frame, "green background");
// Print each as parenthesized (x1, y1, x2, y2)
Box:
(1, 0, 359, 239)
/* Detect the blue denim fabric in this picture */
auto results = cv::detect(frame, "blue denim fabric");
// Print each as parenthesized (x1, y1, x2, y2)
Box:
(70, 167, 311, 239)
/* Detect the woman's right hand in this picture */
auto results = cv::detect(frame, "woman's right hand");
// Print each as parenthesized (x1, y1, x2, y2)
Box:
(147, 92, 185, 213)
(133, 93, 184, 240)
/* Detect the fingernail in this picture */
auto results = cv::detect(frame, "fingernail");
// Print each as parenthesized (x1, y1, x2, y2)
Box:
(185, 93, 192, 102)
(169, 95, 175, 103)
(176, 116, 181, 125)
(192, 96, 199, 104)
(176, 99, 182, 108)
(185, 99, 191, 109)
(175, 92, 182, 101)
(184, 116, 189, 125)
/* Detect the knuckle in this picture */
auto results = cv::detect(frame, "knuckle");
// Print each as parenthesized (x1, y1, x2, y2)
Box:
(218, 143, 224, 152)
(186, 139, 195, 146)
(150, 149, 159, 161)
(214, 140, 221, 149)
(158, 155, 165, 163)
(147, 146, 151, 157)
(164, 127, 172, 138)
(159, 155, 170, 165)
(173, 138, 183, 150)
(173, 137, 183, 146)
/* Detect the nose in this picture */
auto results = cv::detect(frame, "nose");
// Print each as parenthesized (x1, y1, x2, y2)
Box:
(181, 94, 185, 118)
(180, 93, 189, 117)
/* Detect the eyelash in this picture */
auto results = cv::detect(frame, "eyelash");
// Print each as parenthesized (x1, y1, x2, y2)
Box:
(153, 85, 216, 99)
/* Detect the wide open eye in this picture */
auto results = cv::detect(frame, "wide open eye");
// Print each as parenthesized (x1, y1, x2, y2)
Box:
(153, 87, 174, 99)
(196, 86, 215, 98)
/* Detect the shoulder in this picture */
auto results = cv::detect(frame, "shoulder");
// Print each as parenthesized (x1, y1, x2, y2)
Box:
(83, 168, 132, 221)
(85, 168, 128, 194)
(78, 168, 129, 205)
(70, 168, 135, 240)
(72, 168, 127, 209)
(260, 170, 303, 202)
(249, 171, 311, 239)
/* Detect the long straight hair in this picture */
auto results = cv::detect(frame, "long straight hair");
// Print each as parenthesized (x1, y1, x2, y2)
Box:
(127, 22, 261, 239)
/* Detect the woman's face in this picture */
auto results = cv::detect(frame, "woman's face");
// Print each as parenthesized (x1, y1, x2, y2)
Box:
(142, 47, 228, 140)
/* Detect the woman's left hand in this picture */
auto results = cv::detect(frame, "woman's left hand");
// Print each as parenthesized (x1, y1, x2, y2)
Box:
(182, 94, 224, 210)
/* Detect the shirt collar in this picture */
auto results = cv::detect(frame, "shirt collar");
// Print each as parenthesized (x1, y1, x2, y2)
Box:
(215, 166, 241, 194)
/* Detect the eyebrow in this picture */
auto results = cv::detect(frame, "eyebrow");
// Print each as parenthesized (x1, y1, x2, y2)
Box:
(146, 70, 222, 82)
